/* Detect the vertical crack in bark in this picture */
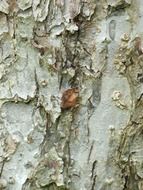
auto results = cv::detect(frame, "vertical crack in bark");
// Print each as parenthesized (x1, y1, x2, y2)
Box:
(34, 68, 39, 103)
(62, 112, 74, 187)
(87, 141, 95, 163)
(91, 160, 97, 179)
(91, 175, 97, 190)
(90, 160, 97, 190)
(0, 158, 6, 178)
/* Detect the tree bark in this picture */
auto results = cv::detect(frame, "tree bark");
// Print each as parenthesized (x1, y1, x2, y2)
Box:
(0, 0, 142, 190)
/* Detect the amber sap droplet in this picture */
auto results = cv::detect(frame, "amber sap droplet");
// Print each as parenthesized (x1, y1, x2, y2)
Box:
(61, 88, 79, 109)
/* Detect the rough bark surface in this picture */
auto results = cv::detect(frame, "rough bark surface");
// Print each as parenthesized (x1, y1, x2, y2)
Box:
(0, 0, 143, 190)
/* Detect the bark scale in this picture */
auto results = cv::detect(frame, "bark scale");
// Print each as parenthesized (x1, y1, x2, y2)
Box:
(0, 0, 142, 190)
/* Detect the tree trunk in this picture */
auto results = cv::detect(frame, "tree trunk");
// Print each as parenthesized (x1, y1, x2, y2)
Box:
(0, 0, 142, 190)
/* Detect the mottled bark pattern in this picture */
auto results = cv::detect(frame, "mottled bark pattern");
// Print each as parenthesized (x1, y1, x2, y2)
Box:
(0, 0, 142, 190)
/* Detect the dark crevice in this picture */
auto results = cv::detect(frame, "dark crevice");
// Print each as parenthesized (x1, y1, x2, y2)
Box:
(91, 175, 97, 190)
(91, 160, 97, 180)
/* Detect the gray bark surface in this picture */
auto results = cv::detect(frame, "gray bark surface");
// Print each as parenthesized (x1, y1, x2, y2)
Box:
(0, 0, 142, 190)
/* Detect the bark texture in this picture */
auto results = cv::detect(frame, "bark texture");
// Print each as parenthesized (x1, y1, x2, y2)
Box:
(0, 0, 143, 190)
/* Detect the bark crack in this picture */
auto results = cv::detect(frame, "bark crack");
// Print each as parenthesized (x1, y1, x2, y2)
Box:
(90, 160, 97, 190)
(87, 141, 95, 163)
